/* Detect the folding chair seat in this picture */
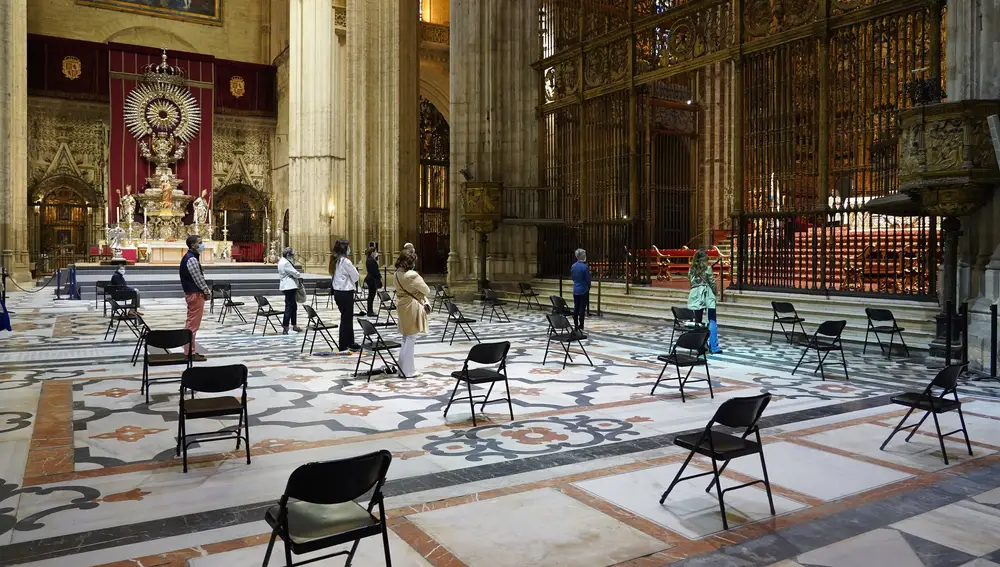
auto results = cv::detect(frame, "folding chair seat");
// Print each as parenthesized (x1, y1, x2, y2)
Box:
(880, 365, 972, 465)
(177, 364, 250, 473)
(432, 284, 456, 313)
(301, 305, 339, 355)
(670, 306, 704, 345)
(792, 320, 849, 381)
(770, 301, 807, 344)
(549, 294, 573, 317)
(481, 289, 511, 323)
(262, 450, 393, 567)
(131, 313, 151, 366)
(659, 393, 775, 531)
(442, 301, 480, 345)
(216, 284, 247, 324)
(311, 279, 333, 310)
(375, 290, 397, 326)
(252, 296, 282, 336)
(650, 329, 713, 402)
(864, 307, 909, 359)
(543, 313, 593, 369)
(516, 282, 542, 310)
(105, 288, 140, 342)
(142, 329, 193, 404)
(354, 318, 403, 380)
(443, 341, 513, 427)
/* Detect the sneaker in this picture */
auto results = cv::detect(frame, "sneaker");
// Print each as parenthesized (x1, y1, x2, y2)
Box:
(710, 349, 724, 355)
(282, 327, 289, 335)
(191, 353, 208, 362)
(338, 349, 352, 356)
(292, 326, 303, 333)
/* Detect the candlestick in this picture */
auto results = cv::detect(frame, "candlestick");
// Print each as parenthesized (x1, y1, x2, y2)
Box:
(223, 210, 227, 226)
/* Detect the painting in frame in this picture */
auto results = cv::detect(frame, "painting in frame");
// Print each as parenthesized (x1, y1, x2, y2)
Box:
(75, 0, 222, 26)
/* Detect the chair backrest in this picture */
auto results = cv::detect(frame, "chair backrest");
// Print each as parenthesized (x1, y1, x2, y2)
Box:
(711, 393, 772, 430)
(212, 282, 230, 293)
(816, 320, 847, 339)
(96, 280, 109, 292)
(446, 301, 462, 318)
(378, 290, 392, 302)
(434, 284, 445, 294)
(519, 282, 532, 292)
(314, 279, 332, 291)
(675, 329, 709, 352)
(550, 295, 568, 312)
(303, 304, 319, 321)
(182, 364, 248, 394)
(866, 307, 894, 324)
(546, 312, 572, 331)
(672, 306, 696, 323)
(467, 341, 510, 365)
(254, 295, 270, 308)
(358, 317, 378, 338)
(145, 329, 193, 350)
(283, 450, 392, 505)
(485, 289, 499, 301)
(772, 301, 796, 316)
(931, 364, 965, 390)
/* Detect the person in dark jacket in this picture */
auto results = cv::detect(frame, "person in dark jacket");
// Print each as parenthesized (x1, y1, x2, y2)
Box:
(571, 248, 591, 334)
(110, 265, 140, 308)
(179, 235, 211, 361)
(364, 246, 382, 316)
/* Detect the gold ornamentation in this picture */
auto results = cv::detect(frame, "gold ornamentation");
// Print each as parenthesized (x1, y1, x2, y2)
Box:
(61, 56, 82, 80)
(229, 75, 246, 99)
(462, 182, 503, 234)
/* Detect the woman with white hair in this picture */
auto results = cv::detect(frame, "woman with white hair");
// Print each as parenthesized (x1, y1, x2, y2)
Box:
(570, 248, 591, 334)
(277, 247, 302, 334)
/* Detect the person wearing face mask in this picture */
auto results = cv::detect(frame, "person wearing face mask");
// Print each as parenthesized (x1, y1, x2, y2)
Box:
(329, 238, 360, 354)
(277, 247, 303, 334)
(179, 235, 211, 361)
(110, 265, 140, 310)
(364, 246, 382, 317)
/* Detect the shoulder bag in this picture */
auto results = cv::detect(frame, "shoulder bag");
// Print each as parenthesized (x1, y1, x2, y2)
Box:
(396, 273, 432, 314)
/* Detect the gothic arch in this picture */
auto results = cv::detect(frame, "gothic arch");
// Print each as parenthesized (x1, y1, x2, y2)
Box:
(420, 60, 450, 122)
(213, 183, 269, 212)
(29, 174, 102, 207)
(104, 26, 198, 54)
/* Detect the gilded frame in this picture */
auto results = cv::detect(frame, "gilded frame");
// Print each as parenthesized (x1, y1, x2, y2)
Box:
(75, 0, 222, 26)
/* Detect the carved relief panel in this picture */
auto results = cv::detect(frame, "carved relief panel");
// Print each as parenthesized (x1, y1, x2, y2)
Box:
(212, 116, 274, 195)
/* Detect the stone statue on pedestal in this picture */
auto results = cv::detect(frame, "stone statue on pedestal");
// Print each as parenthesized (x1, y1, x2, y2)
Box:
(193, 189, 209, 227)
(119, 185, 136, 223)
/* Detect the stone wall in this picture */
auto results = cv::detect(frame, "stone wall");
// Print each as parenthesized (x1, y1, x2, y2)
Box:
(28, 0, 267, 63)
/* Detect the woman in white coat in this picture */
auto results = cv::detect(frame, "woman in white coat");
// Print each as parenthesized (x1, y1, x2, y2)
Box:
(277, 247, 302, 334)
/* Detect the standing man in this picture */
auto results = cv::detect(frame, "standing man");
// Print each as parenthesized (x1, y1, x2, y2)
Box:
(180, 235, 210, 361)
(571, 248, 591, 336)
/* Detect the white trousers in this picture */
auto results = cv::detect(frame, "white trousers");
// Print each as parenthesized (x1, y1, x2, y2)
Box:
(399, 334, 417, 376)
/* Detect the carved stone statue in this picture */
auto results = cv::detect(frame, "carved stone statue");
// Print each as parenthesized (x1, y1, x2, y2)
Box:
(159, 176, 174, 210)
(119, 185, 136, 224)
(193, 189, 209, 226)
(105, 224, 125, 259)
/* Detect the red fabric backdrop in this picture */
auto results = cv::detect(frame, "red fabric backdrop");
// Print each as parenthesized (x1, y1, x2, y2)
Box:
(28, 35, 109, 100)
(215, 59, 277, 116)
(108, 45, 214, 225)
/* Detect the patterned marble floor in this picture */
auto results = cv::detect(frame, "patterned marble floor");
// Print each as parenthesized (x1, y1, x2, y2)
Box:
(2, 288, 1000, 567)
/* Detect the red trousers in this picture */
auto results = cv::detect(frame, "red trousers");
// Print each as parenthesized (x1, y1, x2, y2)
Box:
(184, 292, 206, 354)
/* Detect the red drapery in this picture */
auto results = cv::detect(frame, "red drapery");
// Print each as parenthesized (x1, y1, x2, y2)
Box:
(108, 45, 214, 225)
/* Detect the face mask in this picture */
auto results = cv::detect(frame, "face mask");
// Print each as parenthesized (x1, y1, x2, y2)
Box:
(346, 247, 352, 256)
(196, 243, 205, 253)
(117, 267, 126, 275)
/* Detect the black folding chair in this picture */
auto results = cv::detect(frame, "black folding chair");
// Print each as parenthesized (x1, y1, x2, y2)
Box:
(142, 329, 193, 404)
(355, 283, 370, 316)
(301, 305, 339, 355)
(864, 307, 909, 359)
(432, 284, 456, 313)
(549, 294, 573, 317)
(263, 450, 393, 567)
(659, 393, 775, 531)
(443, 342, 513, 427)
(543, 313, 593, 369)
(442, 301, 480, 345)
(216, 284, 247, 324)
(480, 289, 510, 323)
(104, 288, 141, 342)
(311, 279, 333, 310)
(130, 313, 151, 366)
(879, 365, 973, 465)
(252, 296, 282, 336)
(354, 318, 403, 381)
(670, 306, 704, 345)
(650, 329, 713, 402)
(374, 290, 397, 326)
(177, 364, 250, 473)
(96, 280, 114, 316)
(516, 282, 542, 310)
(770, 301, 807, 344)
(209, 282, 226, 314)
(792, 320, 849, 381)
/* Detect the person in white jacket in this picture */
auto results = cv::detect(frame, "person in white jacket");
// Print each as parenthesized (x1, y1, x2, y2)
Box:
(329, 238, 361, 353)
(277, 247, 302, 334)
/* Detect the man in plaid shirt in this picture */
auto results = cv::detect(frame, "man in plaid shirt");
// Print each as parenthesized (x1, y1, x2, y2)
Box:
(180, 235, 211, 360)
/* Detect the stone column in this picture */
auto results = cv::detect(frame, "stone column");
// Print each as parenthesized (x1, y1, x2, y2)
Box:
(288, 0, 345, 270)
(950, 0, 1000, 370)
(449, 0, 540, 287)
(346, 0, 420, 260)
(0, 0, 30, 283)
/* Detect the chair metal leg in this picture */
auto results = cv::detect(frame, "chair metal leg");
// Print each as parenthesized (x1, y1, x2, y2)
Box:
(345, 538, 362, 567)
(443, 378, 462, 417)
(441, 318, 450, 343)
(650, 362, 668, 395)
(284, 539, 293, 567)
(261, 529, 279, 567)
(888, 333, 894, 360)
(791, 345, 809, 375)
(768, 318, 776, 343)
(758, 446, 776, 515)
(300, 327, 308, 353)
(660, 449, 696, 505)
(839, 347, 849, 380)
(480, 382, 496, 411)
(504, 378, 514, 421)
(244, 407, 251, 464)
(710, 457, 729, 530)
(880, 406, 917, 450)
(932, 412, 949, 465)
(467, 381, 477, 427)
(863, 326, 871, 354)
(705, 362, 714, 399)
(898, 331, 910, 357)
(381, 518, 393, 567)
(577, 341, 593, 366)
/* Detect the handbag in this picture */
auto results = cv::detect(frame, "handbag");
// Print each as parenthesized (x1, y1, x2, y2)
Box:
(396, 274, 431, 314)
(295, 279, 307, 304)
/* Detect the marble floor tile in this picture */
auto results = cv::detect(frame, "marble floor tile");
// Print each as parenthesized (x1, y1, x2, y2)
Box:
(973, 487, 1000, 506)
(892, 500, 1000, 556)
(409, 487, 668, 567)
(959, 560, 1000, 567)
(804, 423, 988, 471)
(573, 462, 806, 539)
(723, 441, 911, 501)
(796, 528, 925, 567)
(186, 529, 430, 566)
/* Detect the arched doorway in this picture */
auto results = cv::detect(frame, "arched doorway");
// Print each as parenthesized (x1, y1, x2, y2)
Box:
(213, 183, 268, 262)
(419, 96, 450, 274)
(29, 176, 103, 273)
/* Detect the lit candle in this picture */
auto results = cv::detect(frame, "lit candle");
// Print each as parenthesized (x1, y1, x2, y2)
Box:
(224, 210, 227, 226)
